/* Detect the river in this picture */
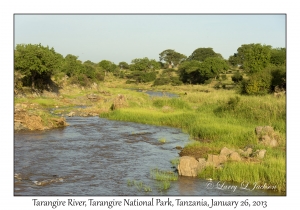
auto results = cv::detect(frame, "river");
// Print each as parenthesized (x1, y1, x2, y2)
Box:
(14, 116, 283, 196)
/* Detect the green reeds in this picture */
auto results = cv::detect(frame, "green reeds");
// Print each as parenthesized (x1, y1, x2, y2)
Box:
(127, 179, 152, 192)
(150, 168, 178, 181)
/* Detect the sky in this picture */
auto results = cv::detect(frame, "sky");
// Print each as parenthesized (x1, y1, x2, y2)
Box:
(14, 14, 286, 64)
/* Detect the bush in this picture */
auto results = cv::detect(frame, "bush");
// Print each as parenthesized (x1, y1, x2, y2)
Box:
(221, 74, 227, 80)
(171, 77, 183, 86)
(239, 69, 272, 95)
(153, 77, 171, 86)
(231, 72, 243, 83)
(226, 96, 240, 110)
(69, 74, 91, 87)
(141, 72, 156, 83)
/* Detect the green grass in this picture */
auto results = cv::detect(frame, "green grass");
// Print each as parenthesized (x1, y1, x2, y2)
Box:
(100, 86, 286, 192)
(150, 168, 178, 181)
(127, 179, 152, 192)
(158, 138, 167, 144)
(157, 180, 171, 191)
(170, 158, 180, 166)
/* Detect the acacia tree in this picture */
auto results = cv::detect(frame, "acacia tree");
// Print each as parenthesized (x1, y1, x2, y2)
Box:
(14, 43, 62, 90)
(118, 61, 129, 70)
(188, 48, 221, 62)
(159, 49, 186, 68)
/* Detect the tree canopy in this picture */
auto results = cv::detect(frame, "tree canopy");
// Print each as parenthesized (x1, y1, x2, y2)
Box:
(159, 49, 186, 68)
(118, 61, 129, 70)
(130, 57, 160, 72)
(188, 48, 221, 62)
(179, 57, 228, 84)
(14, 43, 63, 89)
(98, 60, 118, 73)
(235, 43, 272, 73)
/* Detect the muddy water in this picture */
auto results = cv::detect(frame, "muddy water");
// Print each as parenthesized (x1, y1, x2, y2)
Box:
(14, 117, 282, 196)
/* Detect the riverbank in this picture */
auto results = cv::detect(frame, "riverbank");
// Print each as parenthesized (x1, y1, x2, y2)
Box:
(14, 79, 286, 193)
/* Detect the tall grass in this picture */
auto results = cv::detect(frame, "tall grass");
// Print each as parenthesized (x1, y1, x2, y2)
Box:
(99, 85, 286, 191)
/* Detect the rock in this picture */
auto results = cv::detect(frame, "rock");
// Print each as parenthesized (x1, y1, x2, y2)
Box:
(260, 135, 278, 148)
(255, 126, 279, 147)
(269, 139, 278, 147)
(67, 112, 75, 117)
(207, 154, 227, 167)
(255, 126, 274, 136)
(220, 147, 234, 156)
(52, 117, 68, 127)
(257, 149, 267, 159)
(230, 152, 242, 161)
(245, 148, 253, 156)
(87, 94, 100, 102)
(175, 146, 183, 150)
(177, 156, 199, 177)
(197, 158, 206, 171)
(14, 121, 27, 131)
(238, 148, 253, 157)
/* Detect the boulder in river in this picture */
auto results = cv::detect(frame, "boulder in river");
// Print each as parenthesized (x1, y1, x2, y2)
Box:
(178, 156, 203, 177)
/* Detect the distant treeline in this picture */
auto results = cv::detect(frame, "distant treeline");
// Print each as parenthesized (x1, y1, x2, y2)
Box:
(14, 43, 286, 95)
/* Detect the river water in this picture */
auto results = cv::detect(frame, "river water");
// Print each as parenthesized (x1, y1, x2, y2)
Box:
(14, 117, 283, 196)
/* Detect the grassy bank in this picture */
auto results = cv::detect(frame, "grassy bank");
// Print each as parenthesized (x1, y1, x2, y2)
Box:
(99, 85, 286, 192)
(14, 81, 286, 192)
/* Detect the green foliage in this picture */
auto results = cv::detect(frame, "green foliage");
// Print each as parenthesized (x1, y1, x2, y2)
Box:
(98, 60, 118, 73)
(235, 43, 272, 73)
(270, 48, 286, 66)
(188, 47, 221, 62)
(170, 77, 183, 86)
(153, 98, 191, 110)
(201, 57, 229, 79)
(126, 70, 156, 83)
(270, 65, 286, 90)
(179, 60, 203, 84)
(62, 54, 84, 77)
(240, 69, 272, 95)
(153, 77, 171, 86)
(118, 61, 129, 69)
(130, 57, 160, 72)
(69, 74, 93, 87)
(225, 96, 241, 110)
(150, 169, 178, 181)
(159, 49, 186, 68)
(141, 72, 156, 82)
(14, 43, 63, 89)
(228, 54, 240, 67)
(179, 57, 228, 84)
(231, 71, 243, 83)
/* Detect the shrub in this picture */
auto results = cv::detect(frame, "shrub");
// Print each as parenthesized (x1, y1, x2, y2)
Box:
(231, 72, 243, 83)
(239, 69, 272, 95)
(141, 72, 156, 83)
(171, 77, 183, 86)
(221, 74, 227, 80)
(153, 77, 171, 86)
